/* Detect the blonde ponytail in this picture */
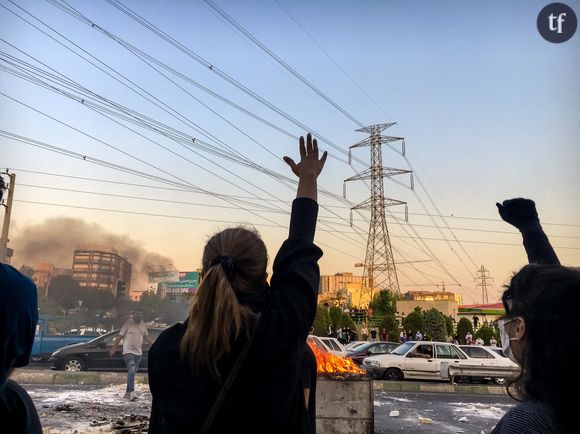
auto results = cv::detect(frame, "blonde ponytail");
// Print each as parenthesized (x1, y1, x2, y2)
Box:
(181, 228, 267, 379)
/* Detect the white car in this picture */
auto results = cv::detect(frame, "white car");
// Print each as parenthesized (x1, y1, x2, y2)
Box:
(344, 341, 368, 352)
(307, 335, 347, 357)
(362, 341, 466, 381)
(458, 345, 520, 385)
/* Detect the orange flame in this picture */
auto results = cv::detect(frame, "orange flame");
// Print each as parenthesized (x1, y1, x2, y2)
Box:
(307, 342, 365, 376)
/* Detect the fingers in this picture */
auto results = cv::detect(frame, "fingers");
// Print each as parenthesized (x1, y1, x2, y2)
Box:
(283, 156, 297, 170)
(299, 136, 306, 160)
(320, 150, 328, 167)
(312, 137, 319, 158)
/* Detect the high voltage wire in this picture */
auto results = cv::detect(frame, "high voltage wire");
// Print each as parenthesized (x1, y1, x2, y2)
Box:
(90, 0, 368, 167)
(1, 0, 552, 298)
(190, 0, 481, 282)
(21, 181, 578, 240)
(0, 33, 373, 250)
(11, 199, 362, 260)
(12, 198, 579, 251)
(201, 0, 365, 128)
(93, 0, 466, 280)
(36, 0, 471, 283)
(11, 169, 580, 228)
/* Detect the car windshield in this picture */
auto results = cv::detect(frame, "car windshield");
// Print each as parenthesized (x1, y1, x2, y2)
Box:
(349, 342, 374, 352)
(390, 342, 414, 356)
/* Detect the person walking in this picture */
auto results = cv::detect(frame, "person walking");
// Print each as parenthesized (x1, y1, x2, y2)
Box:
(110, 310, 152, 401)
(147, 134, 327, 433)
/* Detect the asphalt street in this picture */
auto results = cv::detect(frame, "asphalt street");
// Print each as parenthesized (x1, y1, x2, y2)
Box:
(373, 390, 515, 434)
(24, 383, 515, 433)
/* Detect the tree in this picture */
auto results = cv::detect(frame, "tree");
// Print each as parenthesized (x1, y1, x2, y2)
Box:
(328, 306, 342, 329)
(474, 325, 496, 345)
(423, 308, 447, 342)
(456, 318, 474, 344)
(445, 315, 454, 337)
(402, 310, 424, 337)
(313, 304, 331, 336)
(369, 290, 397, 317)
(47, 275, 84, 312)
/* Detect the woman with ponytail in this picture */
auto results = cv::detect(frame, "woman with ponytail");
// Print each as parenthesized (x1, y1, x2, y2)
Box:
(148, 133, 327, 433)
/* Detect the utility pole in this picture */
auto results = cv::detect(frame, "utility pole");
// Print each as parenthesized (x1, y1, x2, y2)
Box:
(344, 123, 413, 307)
(0, 171, 16, 264)
(474, 265, 493, 304)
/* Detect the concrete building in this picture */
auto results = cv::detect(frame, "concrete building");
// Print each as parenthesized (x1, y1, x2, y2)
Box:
(320, 272, 363, 295)
(72, 245, 132, 297)
(32, 262, 72, 297)
(396, 290, 463, 319)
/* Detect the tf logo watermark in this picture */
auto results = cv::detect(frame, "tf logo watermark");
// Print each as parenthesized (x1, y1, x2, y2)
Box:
(537, 3, 577, 43)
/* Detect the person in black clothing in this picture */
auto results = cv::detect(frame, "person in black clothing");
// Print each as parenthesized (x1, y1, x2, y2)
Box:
(0, 264, 42, 434)
(148, 133, 327, 433)
(301, 344, 317, 433)
(492, 198, 577, 434)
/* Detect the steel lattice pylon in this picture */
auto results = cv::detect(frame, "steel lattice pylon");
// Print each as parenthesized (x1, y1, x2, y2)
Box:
(344, 123, 413, 307)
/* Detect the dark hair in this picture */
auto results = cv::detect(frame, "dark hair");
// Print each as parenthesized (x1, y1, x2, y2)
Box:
(501, 264, 580, 431)
(181, 227, 268, 379)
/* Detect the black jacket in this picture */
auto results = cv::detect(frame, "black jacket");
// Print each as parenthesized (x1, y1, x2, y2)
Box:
(148, 198, 322, 434)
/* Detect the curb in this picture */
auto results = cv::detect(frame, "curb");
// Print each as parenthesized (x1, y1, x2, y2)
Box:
(373, 380, 507, 395)
(16, 370, 506, 395)
(13, 370, 149, 385)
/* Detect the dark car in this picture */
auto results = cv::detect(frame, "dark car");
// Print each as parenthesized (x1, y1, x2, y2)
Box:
(49, 328, 165, 372)
(347, 341, 401, 365)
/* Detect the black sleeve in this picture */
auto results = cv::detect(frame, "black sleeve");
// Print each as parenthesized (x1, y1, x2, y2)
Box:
(270, 198, 323, 341)
(519, 222, 560, 265)
(0, 380, 42, 434)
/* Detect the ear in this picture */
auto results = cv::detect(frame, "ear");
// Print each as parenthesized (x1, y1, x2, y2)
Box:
(513, 317, 526, 340)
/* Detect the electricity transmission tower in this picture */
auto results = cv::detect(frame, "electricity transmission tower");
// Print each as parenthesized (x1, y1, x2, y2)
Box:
(344, 123, 413, 307)
(475, 265, 493, 304)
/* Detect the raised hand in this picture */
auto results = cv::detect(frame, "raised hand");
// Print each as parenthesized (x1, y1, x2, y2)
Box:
(496, 198, 539, 229)
(283, 133, 327, 179)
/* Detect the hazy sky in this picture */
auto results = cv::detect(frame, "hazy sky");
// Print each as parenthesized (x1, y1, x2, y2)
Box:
(1, 0, 579, 304)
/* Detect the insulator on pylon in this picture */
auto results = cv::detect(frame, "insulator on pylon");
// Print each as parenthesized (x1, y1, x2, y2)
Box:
(410, 174, 414, 190)
(343, 183, 346, 199)
(405, 204, 409, 222)
(348, 149, 352, 165)
(402, 140, 406, 156)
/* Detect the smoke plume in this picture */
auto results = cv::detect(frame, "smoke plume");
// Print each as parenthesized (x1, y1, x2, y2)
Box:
(11, 217, 174, 291)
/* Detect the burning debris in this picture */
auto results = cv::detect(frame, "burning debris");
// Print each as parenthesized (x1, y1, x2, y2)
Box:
(307, 342, 365, 378)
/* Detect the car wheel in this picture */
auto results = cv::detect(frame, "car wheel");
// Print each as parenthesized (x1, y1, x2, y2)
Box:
(63, 357, 85, 372)
(493, 377, 506, 385)
(384, 368, 403, 381)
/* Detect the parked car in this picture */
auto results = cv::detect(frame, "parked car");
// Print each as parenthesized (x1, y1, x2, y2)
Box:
(347, 341, 401, 365)
(458, 345, 519, 385)
(362, 341, 468, 381)
(344, 341, 368, 352)
(307, 335, 346, 357)
(49, 328, 164, 372)
(31, 316, 101, 362)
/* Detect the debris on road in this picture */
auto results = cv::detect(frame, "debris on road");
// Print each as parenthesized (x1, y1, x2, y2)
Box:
(389, 410, 400, 417)
(459, 416, 469, 423)
(418, 417, 433, 424)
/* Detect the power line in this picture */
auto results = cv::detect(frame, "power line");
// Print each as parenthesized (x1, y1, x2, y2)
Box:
(201, 0, 364, 127)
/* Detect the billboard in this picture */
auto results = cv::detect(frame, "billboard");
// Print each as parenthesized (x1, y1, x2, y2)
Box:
(148, 271, 179, 283)
(166, 271, 200, 294)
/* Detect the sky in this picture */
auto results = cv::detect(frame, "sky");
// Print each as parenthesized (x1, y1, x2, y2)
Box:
(1, 0, 579, 305)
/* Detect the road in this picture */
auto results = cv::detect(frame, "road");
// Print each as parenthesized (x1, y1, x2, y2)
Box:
(25, 383, 515, 433)
(373, 390, 514, 433)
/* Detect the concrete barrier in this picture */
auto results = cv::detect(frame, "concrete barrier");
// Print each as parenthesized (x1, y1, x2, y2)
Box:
(316, 377, 374, 434)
